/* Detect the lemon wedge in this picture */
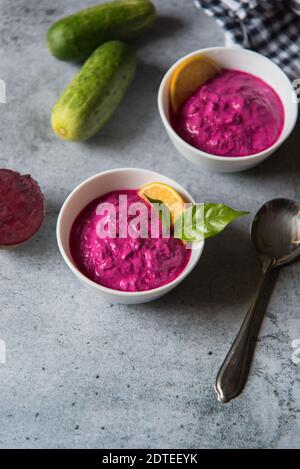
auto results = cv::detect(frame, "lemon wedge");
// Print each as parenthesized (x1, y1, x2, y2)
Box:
(138, 182, 185, 224)
(170, 54, 221, 112)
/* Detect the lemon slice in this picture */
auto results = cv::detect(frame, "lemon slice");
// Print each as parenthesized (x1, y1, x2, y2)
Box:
(170, 54, 221, 112)
(138, 182, 184, 224)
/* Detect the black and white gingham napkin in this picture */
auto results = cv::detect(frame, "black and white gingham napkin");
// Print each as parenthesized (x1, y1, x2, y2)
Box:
(195, 0, 300, 79)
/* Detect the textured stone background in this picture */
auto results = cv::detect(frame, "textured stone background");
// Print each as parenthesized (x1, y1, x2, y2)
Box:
(0, 0, 299, 449)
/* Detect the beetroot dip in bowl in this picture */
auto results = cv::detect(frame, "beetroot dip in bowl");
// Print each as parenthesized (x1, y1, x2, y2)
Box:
(69, 189, 190, 292)
(158, 47, 298, 172)
(172, 69, 285, 157)
(57, 168, 203, 304)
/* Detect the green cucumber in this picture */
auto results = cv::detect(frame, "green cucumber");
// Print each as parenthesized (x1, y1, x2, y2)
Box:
(51, 40, 136, 141)
(47, 0, 156, 62)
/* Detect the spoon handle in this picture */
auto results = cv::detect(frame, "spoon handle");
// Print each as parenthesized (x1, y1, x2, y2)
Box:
(215, 259, 274, 403)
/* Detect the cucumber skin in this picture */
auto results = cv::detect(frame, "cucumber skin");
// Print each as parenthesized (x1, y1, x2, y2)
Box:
(51, 41, 137, 141)
(47, 0, 156, 62)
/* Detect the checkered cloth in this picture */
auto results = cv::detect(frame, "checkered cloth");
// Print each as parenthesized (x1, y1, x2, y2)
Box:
(195, 0, 300, 79)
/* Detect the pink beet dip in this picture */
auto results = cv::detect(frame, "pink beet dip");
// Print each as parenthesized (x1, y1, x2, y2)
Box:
(173, 69, 284, 157)
(70, 190, 191, 292)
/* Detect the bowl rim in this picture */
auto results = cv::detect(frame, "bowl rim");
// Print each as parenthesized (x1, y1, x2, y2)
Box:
(158, 46, 298, 163)
(56, 167, 204, 298)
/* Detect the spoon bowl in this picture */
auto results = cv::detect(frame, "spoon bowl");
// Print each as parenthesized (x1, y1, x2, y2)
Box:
(252, 198, 300, 267)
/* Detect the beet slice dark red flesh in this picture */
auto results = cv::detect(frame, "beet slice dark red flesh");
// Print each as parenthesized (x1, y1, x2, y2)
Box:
(0, 169, 45, 246)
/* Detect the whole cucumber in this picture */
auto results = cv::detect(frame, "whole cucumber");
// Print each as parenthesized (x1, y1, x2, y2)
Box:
(47, 0, 156, 61)
(51, 41, 136, 141)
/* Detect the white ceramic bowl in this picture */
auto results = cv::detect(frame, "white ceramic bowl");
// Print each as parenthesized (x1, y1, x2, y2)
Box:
(158, 47, 298, 173)
(57, 168, 204, 304)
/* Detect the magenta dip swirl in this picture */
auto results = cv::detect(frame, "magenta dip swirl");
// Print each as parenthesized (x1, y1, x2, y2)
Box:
(173, 69, 285, 157)
(70, 190, 190, 292)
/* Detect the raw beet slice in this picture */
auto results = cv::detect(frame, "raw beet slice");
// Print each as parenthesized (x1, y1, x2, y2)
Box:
(0, 169, 45, 246)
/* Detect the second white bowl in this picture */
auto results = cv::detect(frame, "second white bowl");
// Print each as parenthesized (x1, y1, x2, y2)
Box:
(57, 168, 204, 304)
(158, 47, 298, 173)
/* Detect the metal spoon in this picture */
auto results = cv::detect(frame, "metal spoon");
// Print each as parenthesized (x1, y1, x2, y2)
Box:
(215, 198, 300, 403)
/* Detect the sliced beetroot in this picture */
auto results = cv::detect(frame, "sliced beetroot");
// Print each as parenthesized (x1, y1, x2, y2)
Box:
(0, 169, 45, 246)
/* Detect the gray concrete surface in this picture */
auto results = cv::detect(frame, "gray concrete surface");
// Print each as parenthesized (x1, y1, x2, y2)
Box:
(0, 0, 300, 449)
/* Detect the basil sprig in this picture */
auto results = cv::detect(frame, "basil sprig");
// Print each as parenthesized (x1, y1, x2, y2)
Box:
(144, 195, 249, 241)
(179, 203, 249, 241)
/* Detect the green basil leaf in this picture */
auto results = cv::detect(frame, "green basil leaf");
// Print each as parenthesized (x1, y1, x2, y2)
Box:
(143, 195, 249, 242)
(203, 204, 249, 239)
(179, 204, 249, 242)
